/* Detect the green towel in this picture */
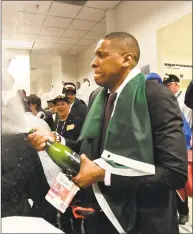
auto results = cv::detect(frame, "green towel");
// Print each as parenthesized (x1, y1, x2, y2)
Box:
(79, 73, 155, 176)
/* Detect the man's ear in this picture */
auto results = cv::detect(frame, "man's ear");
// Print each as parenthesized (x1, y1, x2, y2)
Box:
(122, 53, 134, 67)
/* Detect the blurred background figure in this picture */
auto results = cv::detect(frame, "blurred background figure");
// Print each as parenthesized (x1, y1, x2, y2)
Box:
(145, 72, 163, 83)
(28, 94, 53, 129)
(163, 74, 192, 225)
(62, 82, 87, 126)
(163, 74, 192, 127)
(185, 81, 193, 110)
(17, 89, 26, 99)
(44, 99, 53, 111)
(28, 94, 46, 119)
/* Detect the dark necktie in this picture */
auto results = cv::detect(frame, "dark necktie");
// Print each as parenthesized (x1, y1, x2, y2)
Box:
(100, 92, 117, 153)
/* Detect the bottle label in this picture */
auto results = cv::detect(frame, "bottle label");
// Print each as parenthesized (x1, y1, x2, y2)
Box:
(45, 172, 79, 213)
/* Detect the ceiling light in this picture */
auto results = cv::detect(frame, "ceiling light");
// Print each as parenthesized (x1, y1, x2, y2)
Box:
(2, 40, 34, 50)
(54, 1, 87, 6)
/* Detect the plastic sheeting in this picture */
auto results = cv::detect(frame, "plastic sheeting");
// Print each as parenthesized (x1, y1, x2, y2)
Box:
(2, 216, 64, 233)
(38, 151, 62, 187)
(76, 78, 99, 106)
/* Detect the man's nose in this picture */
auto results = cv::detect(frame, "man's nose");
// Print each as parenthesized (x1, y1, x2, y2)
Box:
(91, 57, 98, 69)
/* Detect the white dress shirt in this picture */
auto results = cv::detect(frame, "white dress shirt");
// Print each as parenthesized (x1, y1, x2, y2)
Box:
(175, 91, 192, 127)
(70, 101, 74, 112)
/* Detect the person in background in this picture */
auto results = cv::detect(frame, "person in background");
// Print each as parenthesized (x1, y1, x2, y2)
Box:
(185, 80, 193, 110)
(145, 72, 162, 83)
(163, 74, 192, 127)
(28, 94, 46, 119)
(62, 82, 87, 125)
(28, 94, 53, 129)
(44, 100, 53, 111)
(52, 95, 83, 234)
(52, 95, 83, 141)
(17, 89, 27, 99)
(163, 74, 191, 225)
(27, 32, 187, 234)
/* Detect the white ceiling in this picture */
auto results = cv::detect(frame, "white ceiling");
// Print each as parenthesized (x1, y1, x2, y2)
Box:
(2, 1, 120, 81)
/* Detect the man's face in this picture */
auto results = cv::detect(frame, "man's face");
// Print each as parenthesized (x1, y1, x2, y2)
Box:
(30, 103, 37, 113)
(65, 93, 75, 103)
(56, 100, 70, 118)
(91, 39, 126, 88)
(165, 82, 180, 94)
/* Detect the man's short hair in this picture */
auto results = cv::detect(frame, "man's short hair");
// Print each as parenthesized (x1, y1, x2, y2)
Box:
(28, 94, 42, 110)
(102, 32, 140, 63)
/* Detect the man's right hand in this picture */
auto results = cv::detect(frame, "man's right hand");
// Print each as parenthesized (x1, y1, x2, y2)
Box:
(27, 128, 55, 151)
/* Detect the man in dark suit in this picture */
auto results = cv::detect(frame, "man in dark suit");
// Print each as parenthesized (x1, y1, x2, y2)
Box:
(62, 82, 87, 125)
(27, 32, 187, 234)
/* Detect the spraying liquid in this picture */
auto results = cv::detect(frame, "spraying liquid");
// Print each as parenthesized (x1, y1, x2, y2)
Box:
(2, 93, 49, 135)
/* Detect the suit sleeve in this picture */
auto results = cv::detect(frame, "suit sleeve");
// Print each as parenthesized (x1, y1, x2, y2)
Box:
(65, 138, 81, 154)
(111, 82, 188, 191)
(185, 81, 193, 109)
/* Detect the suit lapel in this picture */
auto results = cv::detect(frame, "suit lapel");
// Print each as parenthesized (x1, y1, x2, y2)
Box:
(63, 114, 73, 134)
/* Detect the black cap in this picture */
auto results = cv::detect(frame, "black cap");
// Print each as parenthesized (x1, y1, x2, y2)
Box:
(62, 82, 76, 94)
(163, 74, 180, 85)
(53, 95, 70, 105)
(47, 99, 53, 104)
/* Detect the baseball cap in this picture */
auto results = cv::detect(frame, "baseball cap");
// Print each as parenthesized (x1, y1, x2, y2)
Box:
(62, 82, 76, 94)
(145, 72, 162, 83)
(53, 95, 70, 105)
(163, 74, 180, 85)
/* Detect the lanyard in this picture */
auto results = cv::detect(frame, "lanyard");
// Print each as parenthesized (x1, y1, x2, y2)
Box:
(56, 120, 66, 136)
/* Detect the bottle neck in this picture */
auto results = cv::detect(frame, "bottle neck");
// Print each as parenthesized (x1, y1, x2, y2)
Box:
(45, 138, 55, 150)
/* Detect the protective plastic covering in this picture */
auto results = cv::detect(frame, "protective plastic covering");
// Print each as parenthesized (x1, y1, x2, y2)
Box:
(38, 151, 62, 187)
(76, 78, 99, 105)
(2, 216, 64, 233)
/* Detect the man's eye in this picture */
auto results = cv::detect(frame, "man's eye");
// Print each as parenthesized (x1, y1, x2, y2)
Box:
(97, 52, 105, 58)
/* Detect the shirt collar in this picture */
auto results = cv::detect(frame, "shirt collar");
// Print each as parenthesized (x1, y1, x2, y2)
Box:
(70, 101, 74, 111)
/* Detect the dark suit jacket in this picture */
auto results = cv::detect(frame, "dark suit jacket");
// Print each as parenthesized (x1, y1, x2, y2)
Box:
(44, 109, 54, 129)
(1, 133, 56, 224)
(53, 113, 83, 141)
(185, 81, 193, 109)
(71, 97, 87, 124)
(65, 80, 187, 234)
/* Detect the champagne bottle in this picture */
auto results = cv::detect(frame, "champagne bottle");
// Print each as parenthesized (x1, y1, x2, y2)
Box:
(27, 129, 80, 176)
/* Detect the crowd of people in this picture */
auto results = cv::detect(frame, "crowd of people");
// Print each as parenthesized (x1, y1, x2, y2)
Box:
(2, 32, 193, 234)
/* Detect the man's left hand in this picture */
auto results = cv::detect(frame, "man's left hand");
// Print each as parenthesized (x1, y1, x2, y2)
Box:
(72, 154, 105, 188)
